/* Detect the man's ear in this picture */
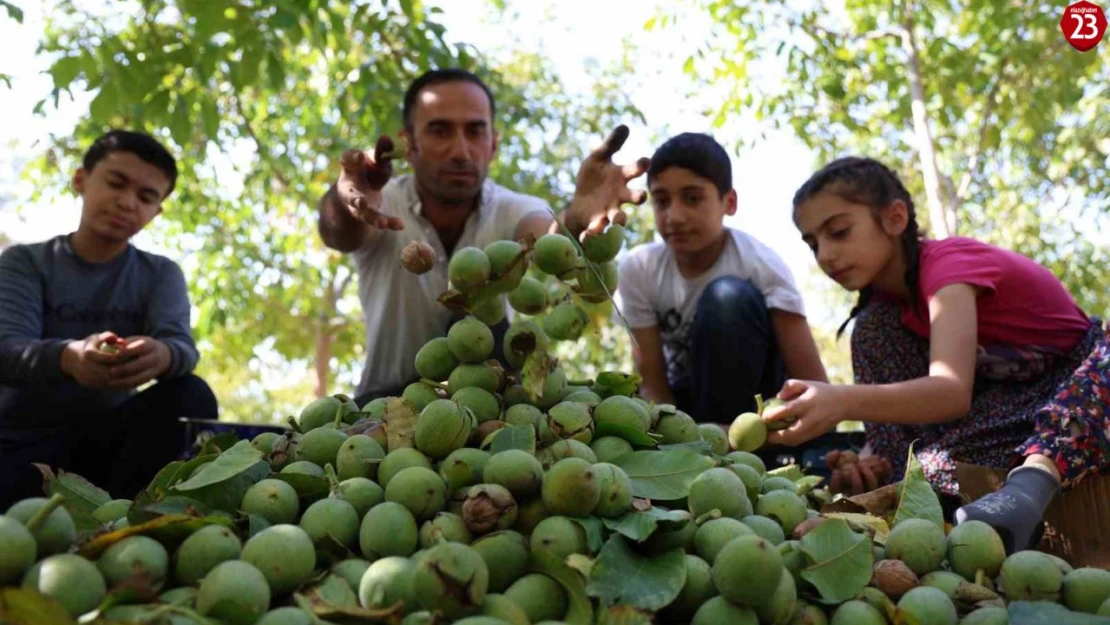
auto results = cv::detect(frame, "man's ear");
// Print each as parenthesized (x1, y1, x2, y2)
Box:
(724, 189, 738, 217)
(491, 129, 500, 158)
(882, 199, 909, 237)
(72, 168, 87, 195)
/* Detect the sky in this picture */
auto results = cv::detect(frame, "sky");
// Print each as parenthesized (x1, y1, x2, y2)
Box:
(0, 0, 844, 334)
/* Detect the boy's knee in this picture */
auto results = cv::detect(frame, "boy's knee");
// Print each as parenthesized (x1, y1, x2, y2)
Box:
(159, 374, 219, 418)
(695, 277, 766, 326)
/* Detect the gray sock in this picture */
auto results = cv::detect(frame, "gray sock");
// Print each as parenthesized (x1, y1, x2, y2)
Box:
(953, 465, 1060, 554)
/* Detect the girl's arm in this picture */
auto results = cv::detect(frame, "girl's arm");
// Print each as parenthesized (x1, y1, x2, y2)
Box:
(770, 309, 829, 383)
(765, 283, 980, 445)
(845, 282, 978, 424)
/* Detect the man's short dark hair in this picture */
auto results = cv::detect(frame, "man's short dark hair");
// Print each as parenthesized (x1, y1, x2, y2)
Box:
(402, 68, 497, 131)
(647, 132, 733, 197)
(82, 130, 179, 198)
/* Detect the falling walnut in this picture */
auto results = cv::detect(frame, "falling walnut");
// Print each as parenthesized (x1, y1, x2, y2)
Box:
(400, 240, 436, 274)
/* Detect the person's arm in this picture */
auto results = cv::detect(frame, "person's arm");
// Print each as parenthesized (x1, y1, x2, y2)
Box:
(770, 309, 829, 383)
(0, 247, 73, 386)
(630, 326, 675, 406)
(841, 283, 978, 423)
(765, 283, 979, 446)
(318, 183, 382, 253)
(318, 136, 405, 253)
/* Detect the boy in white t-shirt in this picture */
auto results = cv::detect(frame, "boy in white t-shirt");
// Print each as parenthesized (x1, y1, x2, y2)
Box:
(616, 133, 828, 423)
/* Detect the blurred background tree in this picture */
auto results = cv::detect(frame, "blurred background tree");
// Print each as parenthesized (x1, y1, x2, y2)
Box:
(2, 0, 1105, 424)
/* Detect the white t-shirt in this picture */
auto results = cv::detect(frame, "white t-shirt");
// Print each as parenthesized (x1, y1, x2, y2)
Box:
(614, 228, 806, 387)
(350, 174, 552, 396)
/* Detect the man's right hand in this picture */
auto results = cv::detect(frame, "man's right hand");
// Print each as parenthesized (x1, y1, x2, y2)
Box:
(335, 135, 406, 231)
(61, 331, 126, 388)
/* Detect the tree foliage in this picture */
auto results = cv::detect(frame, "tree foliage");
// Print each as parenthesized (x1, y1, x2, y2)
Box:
(28, 0, 644, 422)
(664, 0, 1110, 316)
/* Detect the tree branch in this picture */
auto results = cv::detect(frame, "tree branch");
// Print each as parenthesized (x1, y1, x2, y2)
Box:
(233, 94, 291, 190)
(900, 2, 951, 238)
(953, 58, 1009, 206)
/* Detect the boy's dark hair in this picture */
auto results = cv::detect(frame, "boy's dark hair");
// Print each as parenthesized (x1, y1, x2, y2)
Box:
(647, 132, 732, 197)
(402, 68, 497, 131)
(82, 130, 179, 198)
(792, 156, 924, 338)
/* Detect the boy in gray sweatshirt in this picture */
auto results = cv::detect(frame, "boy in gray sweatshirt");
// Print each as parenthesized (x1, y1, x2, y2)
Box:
(0, 130, 217, 508)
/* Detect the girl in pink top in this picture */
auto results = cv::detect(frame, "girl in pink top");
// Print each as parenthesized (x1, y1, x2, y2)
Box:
(766, 156, 1110, 554)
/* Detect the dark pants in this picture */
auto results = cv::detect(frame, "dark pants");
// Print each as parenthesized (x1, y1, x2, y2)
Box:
(0, 374, 218, 509)
(672, 276, 787, 423)
(354, 315, 512, 407)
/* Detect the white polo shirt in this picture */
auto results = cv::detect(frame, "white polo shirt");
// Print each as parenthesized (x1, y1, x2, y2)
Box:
(350, 174, 553, 397)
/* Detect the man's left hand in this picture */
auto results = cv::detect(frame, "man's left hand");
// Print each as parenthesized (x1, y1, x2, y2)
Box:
(763, 379, 848, 447)
(563, 125, 651, 239)
(106, 336, 172, 389)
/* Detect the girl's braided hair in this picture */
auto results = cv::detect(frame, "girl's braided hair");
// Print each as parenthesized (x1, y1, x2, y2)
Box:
(792, 157, 925, 338)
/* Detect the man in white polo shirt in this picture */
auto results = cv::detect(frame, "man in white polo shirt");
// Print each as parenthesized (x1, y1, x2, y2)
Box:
(317, 68, 649, 405)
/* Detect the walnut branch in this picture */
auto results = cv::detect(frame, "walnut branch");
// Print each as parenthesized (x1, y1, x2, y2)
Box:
(234, 95, 291, 190)
(953, 60, 1010, 207)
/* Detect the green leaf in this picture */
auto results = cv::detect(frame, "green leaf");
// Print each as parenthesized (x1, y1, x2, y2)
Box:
(247, 513, 272, 538)
(265, 52, 285, 91)
(658, 440, 712, 454)
(142, 496, 210, 517)
(593, 422, 657, 448)
(166, 454, 220, 491)
(586, 535, 686, 610)
(570, 516, 606, 553)
(0, 588, 73, 625)
(612, 449, 715, 500)
(1008, 600, 1110, 624)
(823, 513, 891, 546)
(200, 432, 240, 456)
(89, 84, 119, 123)
(172, 460, 271, 515)
(170, 94, 192, 147)
(301, 573, 359, 609)
(487, 424, 537, 455)
(77, 513, 236, 560)
(799, 518, 874, 603)
(48, 56, 83, 88)
(891, 442, 944, 530)
(531, 549, 594, 625)
(173, 441, 264, 491)
(145, 89, 171, 116)
(0, 1, 24, 23)
(37, 466, 111, 533)
(201, 99, 220, 139)
(601, 507, 692, 543)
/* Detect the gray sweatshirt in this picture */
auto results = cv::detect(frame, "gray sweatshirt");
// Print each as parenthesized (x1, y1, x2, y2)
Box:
(0, 234, 199, 428)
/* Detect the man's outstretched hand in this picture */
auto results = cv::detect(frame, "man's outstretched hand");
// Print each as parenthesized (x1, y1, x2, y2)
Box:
(564, 125, 651, 239)
(335, 135, 406, 231)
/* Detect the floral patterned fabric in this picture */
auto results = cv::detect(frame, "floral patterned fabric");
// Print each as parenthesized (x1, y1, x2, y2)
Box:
(850, 300, 1110, 495)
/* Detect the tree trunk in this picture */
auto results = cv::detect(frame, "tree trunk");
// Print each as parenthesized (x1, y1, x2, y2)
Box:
(901, 9, 953, 238)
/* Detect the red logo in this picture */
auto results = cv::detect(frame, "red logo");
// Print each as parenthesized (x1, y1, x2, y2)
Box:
(1061, 1, 1107, 52)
